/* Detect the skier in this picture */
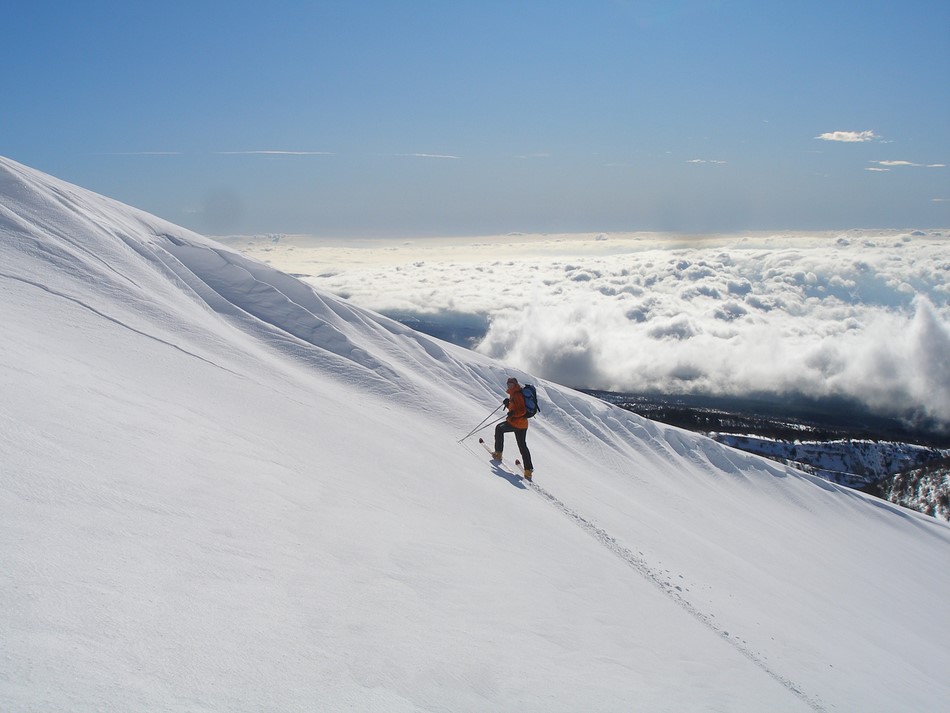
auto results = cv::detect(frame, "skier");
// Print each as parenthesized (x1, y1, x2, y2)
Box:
(492, 377, 534, 480)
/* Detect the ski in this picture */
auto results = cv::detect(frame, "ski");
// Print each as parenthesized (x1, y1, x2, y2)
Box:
(478, 438, 532, 481)
(478, 437, 500, 460)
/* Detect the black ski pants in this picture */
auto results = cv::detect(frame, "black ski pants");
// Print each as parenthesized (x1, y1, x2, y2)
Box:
(494, 422, 533, 470)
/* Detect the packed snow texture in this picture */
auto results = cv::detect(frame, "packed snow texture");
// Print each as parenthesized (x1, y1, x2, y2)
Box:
(2, 156, 950, 712)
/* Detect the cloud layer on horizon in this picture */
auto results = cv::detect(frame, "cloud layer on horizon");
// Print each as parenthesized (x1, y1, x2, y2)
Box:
(230, 230, 950, 429)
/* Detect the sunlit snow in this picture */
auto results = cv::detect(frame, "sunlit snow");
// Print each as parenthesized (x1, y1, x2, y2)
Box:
(2, 157, 949, 712)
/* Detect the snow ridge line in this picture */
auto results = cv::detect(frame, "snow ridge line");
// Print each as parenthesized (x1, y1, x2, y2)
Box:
(0, 271, 242, 378)
(525, 479, 828, 713)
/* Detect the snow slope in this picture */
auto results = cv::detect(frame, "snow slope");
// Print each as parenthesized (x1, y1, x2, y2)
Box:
(2, 156, 948, 712)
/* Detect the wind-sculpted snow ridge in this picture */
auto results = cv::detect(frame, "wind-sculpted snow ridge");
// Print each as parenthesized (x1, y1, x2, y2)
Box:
(0, 156, 498, 417)
(3, 155, 950, 713)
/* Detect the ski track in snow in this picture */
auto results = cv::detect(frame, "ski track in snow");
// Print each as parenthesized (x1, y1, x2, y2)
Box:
(463, 439, 827, 713)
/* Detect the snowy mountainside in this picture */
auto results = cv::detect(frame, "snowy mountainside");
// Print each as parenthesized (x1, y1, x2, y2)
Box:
(870, 457, 950, 521)
(711, 434, 950, 488)
(2, 155, 950, 713)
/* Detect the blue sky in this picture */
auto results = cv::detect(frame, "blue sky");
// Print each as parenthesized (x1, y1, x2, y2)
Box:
(3, 0, 948, 236)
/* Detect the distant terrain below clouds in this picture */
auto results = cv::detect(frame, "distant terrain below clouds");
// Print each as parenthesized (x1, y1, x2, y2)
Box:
(223, 230, 950, 431)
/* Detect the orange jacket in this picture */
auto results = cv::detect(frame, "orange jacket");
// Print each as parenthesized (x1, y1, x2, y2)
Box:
(505, 385, 529, 429)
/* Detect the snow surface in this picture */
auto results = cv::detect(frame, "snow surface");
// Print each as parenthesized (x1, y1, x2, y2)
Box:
(2, 155, 949, 712)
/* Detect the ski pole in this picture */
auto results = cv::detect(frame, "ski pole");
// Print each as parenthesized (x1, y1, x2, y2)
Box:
(457, 415, 507, 443)
(457, 404, 503, 442)
(458, 404, 505, 442)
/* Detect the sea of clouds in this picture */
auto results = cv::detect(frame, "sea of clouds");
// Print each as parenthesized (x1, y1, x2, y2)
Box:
(227, 230, 950, 430)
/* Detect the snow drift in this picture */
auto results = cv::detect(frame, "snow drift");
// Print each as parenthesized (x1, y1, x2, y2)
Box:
(1, 156, 948, 712)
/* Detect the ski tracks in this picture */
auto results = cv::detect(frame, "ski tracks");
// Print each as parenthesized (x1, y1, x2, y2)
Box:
(495, 455, 829, 713)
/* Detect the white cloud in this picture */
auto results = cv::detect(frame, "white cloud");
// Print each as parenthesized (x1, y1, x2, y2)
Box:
(217, 150, 333, 156)
(395, 153, 460, 160)
(816, 130, 879, 143)
(245, 231, 950, 428)
(869, 160, 946, 169)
